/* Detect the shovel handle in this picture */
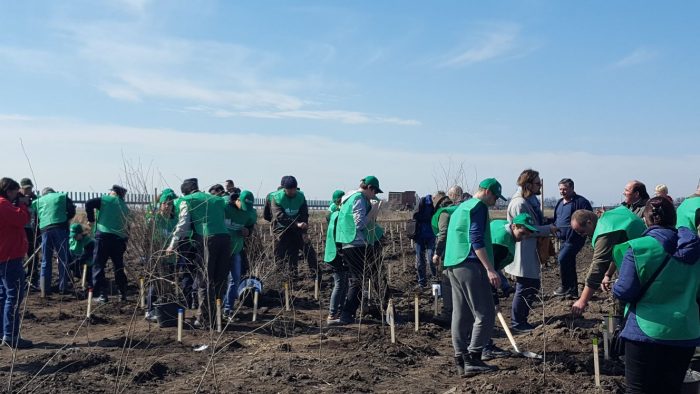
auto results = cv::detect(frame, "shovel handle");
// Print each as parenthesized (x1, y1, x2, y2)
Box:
(497, 311, 521, 354)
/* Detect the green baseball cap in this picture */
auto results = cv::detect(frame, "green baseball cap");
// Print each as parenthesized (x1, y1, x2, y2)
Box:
(70, 223, 85, 237)
(362, 175, 383, 193)
(512, 213, 539, 232)
(479, 178, 506, 201)
(239, 190, 255, 211)
(332, 189, 345, 201)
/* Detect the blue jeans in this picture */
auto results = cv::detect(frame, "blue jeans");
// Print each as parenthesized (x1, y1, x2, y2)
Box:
(511, 276, 541, 327)
(0, 259, 27, 340)
(415, 238, 436, 286)
(41, 227, 70, 293)
(557, 241, 583, 292)
(224, 253, 242, 312)
(330, 268, 348, 317)
(497, 270, 512, 292)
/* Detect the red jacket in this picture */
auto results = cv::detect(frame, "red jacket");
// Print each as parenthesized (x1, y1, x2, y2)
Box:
(0, 196, 29, 262)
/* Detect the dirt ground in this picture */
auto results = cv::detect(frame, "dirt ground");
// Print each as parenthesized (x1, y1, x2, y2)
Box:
(1, 221, 630, 393)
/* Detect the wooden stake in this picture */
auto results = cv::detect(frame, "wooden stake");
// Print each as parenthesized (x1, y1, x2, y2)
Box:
(81, 264, 88, 289)
(414, 293, 419, 332)
(86, 288, 93, 318)
(593, 338, 601, 388)
(433, 294, 439, 316)
(177, 308, 184, 342)
(367, 279, 372, 300)
(284, 282, 290, 311)
(314, 278, 319, 301)
(216, 298, 222, 333)
(388, 299, 396, 344)
(40, 277, 46, 298)
(252, 291, 259, 322)
(139, 277, 145, 309)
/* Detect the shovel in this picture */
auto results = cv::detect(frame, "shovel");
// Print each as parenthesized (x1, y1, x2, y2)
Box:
(496, 311, 542, 360)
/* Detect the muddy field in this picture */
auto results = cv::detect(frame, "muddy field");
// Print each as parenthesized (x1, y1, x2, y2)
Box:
(1, 219, 629, 393)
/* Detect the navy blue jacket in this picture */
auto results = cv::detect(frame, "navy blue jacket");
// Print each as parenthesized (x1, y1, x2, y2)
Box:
(553, 193, 592, 245)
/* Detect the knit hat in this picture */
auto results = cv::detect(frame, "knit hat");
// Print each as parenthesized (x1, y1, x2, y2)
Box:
(281, 176, 298, 189)
(181, 178, 199, 195)
(111, 185, 127, 198)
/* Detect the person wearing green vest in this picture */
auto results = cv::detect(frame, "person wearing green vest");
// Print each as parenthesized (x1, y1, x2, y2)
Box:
(69, 223, 95, 288)
(270, 176, 309, 278)
(443, 178, 505, 376)
(430, 189, 458, 326)
(144, 188, 178, 322)
(167, 178, 231, 328)
(612, 197, 700, 393)
(326, 189, 344, 222)
(86, 185, 130, 303)
(33, 187, 76, 295)
(569, 207, 646, 316)
(223, 190, 257, 316)
(324, 191, 348, 322)
(676, 193, 700, 235)
(19, 178, 40, 289)
(333, 176, 383, 325)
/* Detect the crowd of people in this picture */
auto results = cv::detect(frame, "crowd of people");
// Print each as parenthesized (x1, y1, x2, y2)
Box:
(1, 171, 699, 392)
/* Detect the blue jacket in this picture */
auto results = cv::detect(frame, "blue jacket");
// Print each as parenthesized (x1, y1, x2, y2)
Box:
(613, 226, 700, 346)
(413, 195, 436, 241)
(553, 193, 592, 245)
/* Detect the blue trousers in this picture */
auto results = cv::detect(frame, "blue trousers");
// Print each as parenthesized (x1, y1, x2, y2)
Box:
(511, 276, 541, 327)
(40, 227, 70, 293)
(224, 253, 242, 312)
(415, 238, 436, 286)
(0, 259, 26, 340)
(557, 241, 583, 291)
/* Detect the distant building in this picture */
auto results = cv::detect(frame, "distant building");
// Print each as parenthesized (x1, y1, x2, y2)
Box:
(388, 191, 417, 210)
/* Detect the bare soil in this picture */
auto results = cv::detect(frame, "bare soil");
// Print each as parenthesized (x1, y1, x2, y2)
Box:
(1, 226, 627, 393)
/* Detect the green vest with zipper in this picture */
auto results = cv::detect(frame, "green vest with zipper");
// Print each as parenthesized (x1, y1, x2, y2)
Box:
(613, 236, 700, 341)
(592, 206, 646, 248)
(444, 198, 494, 268)
(34, 192, 68, 230)
(96, 195, 130, 238)
(181, 192, 227, 237)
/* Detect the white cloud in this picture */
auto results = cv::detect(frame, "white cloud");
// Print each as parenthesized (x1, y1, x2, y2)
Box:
(1, 116, 697, 206)
(185, 106, 421, 125)
(0, 114, 34, 121)
(612, 48, 658, 68)
(440, 23, 533, 67)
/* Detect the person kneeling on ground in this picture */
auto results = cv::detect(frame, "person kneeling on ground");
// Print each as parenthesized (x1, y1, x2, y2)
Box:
(69, 223, 95, 289)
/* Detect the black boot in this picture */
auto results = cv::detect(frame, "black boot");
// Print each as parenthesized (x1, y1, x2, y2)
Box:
(454, 356, 465, 376)
(463, 351, 498, 376)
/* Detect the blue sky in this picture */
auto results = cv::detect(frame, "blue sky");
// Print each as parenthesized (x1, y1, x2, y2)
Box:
(1, 1, 698, 205)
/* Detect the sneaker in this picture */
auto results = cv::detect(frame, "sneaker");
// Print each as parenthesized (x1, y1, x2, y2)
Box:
(463, 352, 498, 376)
(454, 356, 465, 376)
(94, 295, 109, 304)
(193, 319, 208, 330)
(3, 337, 34, 349)
(482, 344, 512, 360)
(553, 286, 577, 297)
(511, 323, 536, 335)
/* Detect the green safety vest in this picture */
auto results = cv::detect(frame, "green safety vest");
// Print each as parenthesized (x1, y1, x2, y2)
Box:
(181, 192, 227, 237)
(329, 202, 339, 213)
(324, 210, 340, 262)
(225, 204, 257, 255)
(431, 205, 458, 236)
(33, 192, 68, 230)
(96, 195, 130, 238)
(676, 197, 700, 232)
(613, 236, 700, 341)
(592, 206, 646, 248)
(69, 236, 95, 266)
(490, 219, 515, 271)
(444, 198, 494, 268)
(272, 189, 306, 217)
(336, 192, 367, 244)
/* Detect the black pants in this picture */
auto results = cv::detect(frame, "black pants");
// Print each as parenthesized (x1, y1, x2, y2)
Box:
(196, 234, 232, 325)
(624, 340, 694, 394)
(92, 233, 128, 298)
(340, 246, 371, 320)
(177, 239, 199, 309)
(24, 227, 39, 284)
(274, 230, 303, 276)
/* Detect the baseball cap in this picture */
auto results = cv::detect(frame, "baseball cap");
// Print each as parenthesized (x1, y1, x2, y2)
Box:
(512, 213, 539, 232)
(239, 190, 255, 211)
(478, 178, 506, 201)
(362, 176, 383, 194)
(332, 189, 345, 201)
(281, 175, 298, 189)
(20, 178, 33, 188)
